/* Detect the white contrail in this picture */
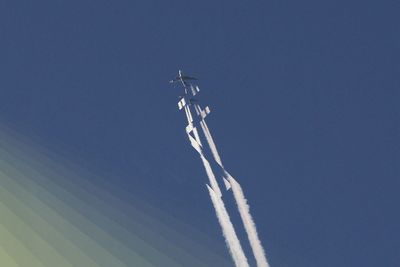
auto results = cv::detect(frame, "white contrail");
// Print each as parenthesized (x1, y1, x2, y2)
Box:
(228, 175, 270, 267)
(206, 185, 250, 267)
(200, 121, 222, 165)
(199, 154, 222, 198)
(198, 117, 270, 267)
(199, 117, 223, 166)
(199, 119, 231, 190)
(199, 148, 249, 266)
(188, 125, 249, 267)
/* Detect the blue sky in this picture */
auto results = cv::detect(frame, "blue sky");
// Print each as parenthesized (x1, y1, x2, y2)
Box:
(0, 1, 399, 266)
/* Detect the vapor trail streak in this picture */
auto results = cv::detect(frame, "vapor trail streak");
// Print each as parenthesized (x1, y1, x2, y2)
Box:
(197, 117, 270, 267)
(199, 154, 222, 198)
(206, 185, 250, 267)
(199, 152, 248, 266)
(198, 115, 223, 166)
(228, 176, 270, 267)
(198, 119, 232, 190)
(188, 126, 249, 267)
(180, 87, 267, 267)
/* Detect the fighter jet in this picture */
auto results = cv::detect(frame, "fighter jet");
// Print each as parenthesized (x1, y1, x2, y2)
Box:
(169, 70, 198, 88)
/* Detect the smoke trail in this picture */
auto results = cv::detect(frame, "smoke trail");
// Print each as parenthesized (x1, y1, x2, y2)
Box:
(206, 185, 250, 267)
(228, 175, 270, 267)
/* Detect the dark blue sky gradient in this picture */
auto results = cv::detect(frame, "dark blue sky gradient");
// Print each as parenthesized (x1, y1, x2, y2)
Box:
(0, 1, 399, 266)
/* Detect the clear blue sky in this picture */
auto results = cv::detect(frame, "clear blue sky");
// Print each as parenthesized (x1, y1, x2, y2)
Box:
(0, 1, 398, 266)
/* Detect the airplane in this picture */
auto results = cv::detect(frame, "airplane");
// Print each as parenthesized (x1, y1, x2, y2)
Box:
(169, 70, 198, 88)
